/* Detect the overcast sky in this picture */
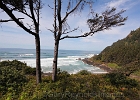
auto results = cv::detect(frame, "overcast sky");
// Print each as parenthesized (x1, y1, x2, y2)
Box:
(0, 0, 140, 51)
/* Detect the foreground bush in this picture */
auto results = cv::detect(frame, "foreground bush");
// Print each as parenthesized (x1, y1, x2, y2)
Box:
(0, 60, 36, 99)
(16, 73, 140, 100)
(105, 72, 139, 88)
(0, 60, 140, 100)
(0, 66, 28, 99)
(0, 60, 36, 75)
(76, 70, 91, 75)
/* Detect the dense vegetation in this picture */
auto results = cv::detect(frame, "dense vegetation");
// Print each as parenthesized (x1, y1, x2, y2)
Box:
(0, 60, 140, 100)
(92, 27, 140, 75)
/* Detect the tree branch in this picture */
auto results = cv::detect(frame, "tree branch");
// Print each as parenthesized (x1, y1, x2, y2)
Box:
(0, 1, 36, 36)
(57, 0, 62, 25)
(61, 0, 82, 23)
(0, 18, 24, 22)
(20, 10, 33, 19)
(62, 27, 79, 34)
(57, 0, 63, 40)
(48, 28, 54, 33)
(60, 8, 127, 40)
(54, 0, 57, 38)
(29, 0, 38, 33)
(60, 31, 92, 40)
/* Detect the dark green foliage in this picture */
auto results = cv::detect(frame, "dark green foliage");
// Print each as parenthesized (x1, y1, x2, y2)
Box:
(57, 68, 70, 80)
(0, 66, 28, 98)
(0, 60, 26, 67)
(18, 72, 140, 100)
(93, 27, 140, 74)
(0, 60, 36, 99)
(0, 61, 140, 100)
(123, 89, 140, 100)
(0, 60, 27, 70)
(24, 67, 36, 75)
(105, 72, 138, 88)
(105, 73, 127, 87)
(76, 70, 91, 75)
(0, 60, 36, 75)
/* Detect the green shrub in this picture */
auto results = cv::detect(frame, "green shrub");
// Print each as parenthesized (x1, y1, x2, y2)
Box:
(0, 66, 28, 96)
(57, 68, 70, 80)
(76, 70, 91, 75)
(24, 67, 36, 75)
(0, 60, 27, 70)
(0, 60, 36, 75)
(0, 60, 35, 99)
(123, 89, 140, 100)
(0, 61, 139, 100)
(105, 72, 139, 88)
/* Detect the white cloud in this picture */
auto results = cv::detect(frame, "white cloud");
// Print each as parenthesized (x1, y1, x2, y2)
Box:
(106, 0, 139, 10)
(106, 0, 130, 8)
(82, 36, 102, 43)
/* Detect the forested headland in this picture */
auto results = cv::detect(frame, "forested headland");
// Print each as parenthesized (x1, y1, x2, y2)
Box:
(91, 27, 140, 76)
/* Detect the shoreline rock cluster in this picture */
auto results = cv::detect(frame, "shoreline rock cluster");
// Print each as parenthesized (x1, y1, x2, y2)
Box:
(43, 58, 113, 76)
(81, 58, 113, 73)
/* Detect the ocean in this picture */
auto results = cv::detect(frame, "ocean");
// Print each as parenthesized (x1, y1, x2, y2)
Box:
(0, 48, 107, 74)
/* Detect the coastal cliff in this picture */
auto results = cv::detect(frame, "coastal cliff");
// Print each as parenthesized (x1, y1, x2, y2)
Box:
(90, 27, 140, 75)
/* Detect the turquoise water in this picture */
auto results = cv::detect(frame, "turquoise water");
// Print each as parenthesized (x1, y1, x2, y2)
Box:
(0, 48, 107, 74)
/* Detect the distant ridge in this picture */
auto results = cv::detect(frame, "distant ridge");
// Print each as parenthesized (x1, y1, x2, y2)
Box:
(93, 27, 140, 69)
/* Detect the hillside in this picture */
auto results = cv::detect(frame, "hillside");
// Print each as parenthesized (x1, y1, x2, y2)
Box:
(92, 27, 140, 73)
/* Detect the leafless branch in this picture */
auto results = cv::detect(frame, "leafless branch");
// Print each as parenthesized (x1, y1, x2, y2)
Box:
(48, 4, 54, 10)
(26, 23, 34, 30)
(62, 27, 79, 34)
(48, 28, 54, 33)
(20, 10, 32, 19)
(62, 0, 82, 23)
(0, 18, 24, 22)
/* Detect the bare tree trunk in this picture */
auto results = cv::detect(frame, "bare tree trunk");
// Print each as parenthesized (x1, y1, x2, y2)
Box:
(35, 34, 41, 84)
(52, 39, 59, 82)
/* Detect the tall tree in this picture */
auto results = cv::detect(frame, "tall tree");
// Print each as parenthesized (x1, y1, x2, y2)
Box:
(0, 0, 42, 84)
(50, 0, 127, 82)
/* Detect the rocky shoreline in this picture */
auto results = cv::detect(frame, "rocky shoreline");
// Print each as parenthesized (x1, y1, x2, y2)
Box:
(42, 58, 113, 76)
(81, 58, 113, 73)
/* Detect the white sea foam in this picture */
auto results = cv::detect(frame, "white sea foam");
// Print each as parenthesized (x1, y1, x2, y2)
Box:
(0, 49, 104, 74)
(25, 54, 34, 56)
(19, 54, 34, 56)
(92, 72, 108, 74)
(1, 55, 107, 74)
(12, 55, 106, 74)
(87, 54, 95, 58)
